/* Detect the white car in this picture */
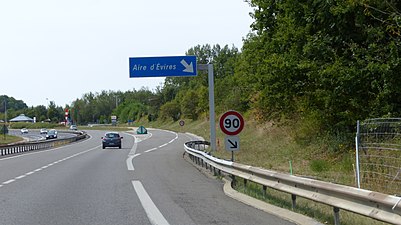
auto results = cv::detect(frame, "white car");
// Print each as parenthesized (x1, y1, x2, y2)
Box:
(21, 128, 29, 134)
(40, 128, 48, 134)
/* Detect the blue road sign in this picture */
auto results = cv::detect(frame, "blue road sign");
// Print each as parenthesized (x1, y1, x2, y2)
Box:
(129, 56, 197, 78)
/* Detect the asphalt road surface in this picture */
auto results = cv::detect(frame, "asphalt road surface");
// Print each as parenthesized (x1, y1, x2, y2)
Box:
(0, 129, 295, 225)
(9, 129, 76, 141)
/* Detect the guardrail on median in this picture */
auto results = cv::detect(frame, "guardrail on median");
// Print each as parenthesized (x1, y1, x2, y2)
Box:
(184, 140, 401, 225)
(0, 131, 87, 157)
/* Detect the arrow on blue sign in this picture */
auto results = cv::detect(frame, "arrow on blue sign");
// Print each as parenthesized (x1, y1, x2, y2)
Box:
(129, 56, 197, 78)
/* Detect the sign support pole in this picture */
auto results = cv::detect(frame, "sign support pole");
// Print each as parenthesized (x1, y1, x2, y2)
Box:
(208, 64, 216, 151)
(198, 64, 216, 151)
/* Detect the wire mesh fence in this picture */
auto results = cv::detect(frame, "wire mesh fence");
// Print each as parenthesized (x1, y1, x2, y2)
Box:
(357, 118, 401, 195)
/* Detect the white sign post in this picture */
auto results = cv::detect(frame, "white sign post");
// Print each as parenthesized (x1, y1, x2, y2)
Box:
(224, 136, 240, 151)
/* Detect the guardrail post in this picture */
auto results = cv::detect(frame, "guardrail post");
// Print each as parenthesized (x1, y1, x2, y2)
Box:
(244, 179, 248, 189)
(291, 194, 297, 210)
(262, 185, 267, 197)
(231, 175, 236, 188)
(333, 207, 340, 225)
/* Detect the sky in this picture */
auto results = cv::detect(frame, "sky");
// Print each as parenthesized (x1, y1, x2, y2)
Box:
(0, 0, 253, 107)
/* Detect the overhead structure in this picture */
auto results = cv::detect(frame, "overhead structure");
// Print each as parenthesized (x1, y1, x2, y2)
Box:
(9, 114, 34, 123)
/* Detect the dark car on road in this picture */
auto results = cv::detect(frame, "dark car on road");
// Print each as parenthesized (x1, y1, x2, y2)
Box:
(101, 132, 123, 149)
(46, 129, 58, 140)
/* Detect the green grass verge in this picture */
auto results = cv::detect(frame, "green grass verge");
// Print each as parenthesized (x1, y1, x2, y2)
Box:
(137, 118, 357, 186)
(233, 177, 390, 225)
(7, 122, 64, 129)
(135, 117, 395, 225)
(0, 135, 23, 145)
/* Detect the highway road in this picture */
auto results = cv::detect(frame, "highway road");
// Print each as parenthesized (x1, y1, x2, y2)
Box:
(8, 129, 77, 141)
(0, 129, 295, 225)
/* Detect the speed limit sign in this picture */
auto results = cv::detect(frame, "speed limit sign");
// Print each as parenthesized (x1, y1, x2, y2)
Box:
(219, 111, 244, 136)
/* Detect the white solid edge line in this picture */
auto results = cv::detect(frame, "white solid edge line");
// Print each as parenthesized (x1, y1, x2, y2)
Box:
(132, 181, 170, 225)
(126, 135, 138, 171)
(127, 156, 135, 171)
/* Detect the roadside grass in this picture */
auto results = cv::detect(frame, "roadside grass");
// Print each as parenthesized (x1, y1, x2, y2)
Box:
(138, 117, 396, 225)
(151, 118, 357, 186)
(234, 178, 389, 225)
(0, 135, 23, 145)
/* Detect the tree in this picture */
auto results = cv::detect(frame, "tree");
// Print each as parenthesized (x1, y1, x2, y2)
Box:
(160, 101, 181, 121)
(0, 95, 27, 112)
(240, 0, 401, 133)
(180, 90, 200, 120)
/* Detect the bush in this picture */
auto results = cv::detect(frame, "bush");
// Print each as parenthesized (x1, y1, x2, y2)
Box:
(9, 122, 63, 129)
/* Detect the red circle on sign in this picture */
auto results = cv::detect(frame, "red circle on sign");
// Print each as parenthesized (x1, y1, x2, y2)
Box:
(219, 111, 244, 136)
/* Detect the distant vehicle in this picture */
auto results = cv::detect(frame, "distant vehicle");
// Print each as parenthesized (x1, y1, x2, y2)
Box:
(101, 132, 123, 149)
(46, 129, 58, 139)
(70, 125, 77, 130)
(40, 128, 48, 134)
(21, 128, 29, 134)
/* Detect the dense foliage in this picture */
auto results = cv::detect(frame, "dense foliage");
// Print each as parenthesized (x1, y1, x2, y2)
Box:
(0, 95, 64, 123)
(0, 95, 28, 114)
(239, 0, 401, 135)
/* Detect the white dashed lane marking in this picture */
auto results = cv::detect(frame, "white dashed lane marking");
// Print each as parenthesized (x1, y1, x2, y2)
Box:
(132, 181, 170, 225)
(3, 179, 15, 185)
(0, 145, 100, 188)
(126, 131, 178, 171)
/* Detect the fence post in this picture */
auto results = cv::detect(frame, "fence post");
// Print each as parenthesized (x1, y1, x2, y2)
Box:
(355, 120, 361, 189)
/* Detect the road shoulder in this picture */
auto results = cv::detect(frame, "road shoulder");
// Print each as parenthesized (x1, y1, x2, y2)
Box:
(184, 154, 323, 225)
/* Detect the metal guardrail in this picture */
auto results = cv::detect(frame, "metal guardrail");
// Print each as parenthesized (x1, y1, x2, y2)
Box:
(184, 140, 401, 225)
(0, 131, 87, 157)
